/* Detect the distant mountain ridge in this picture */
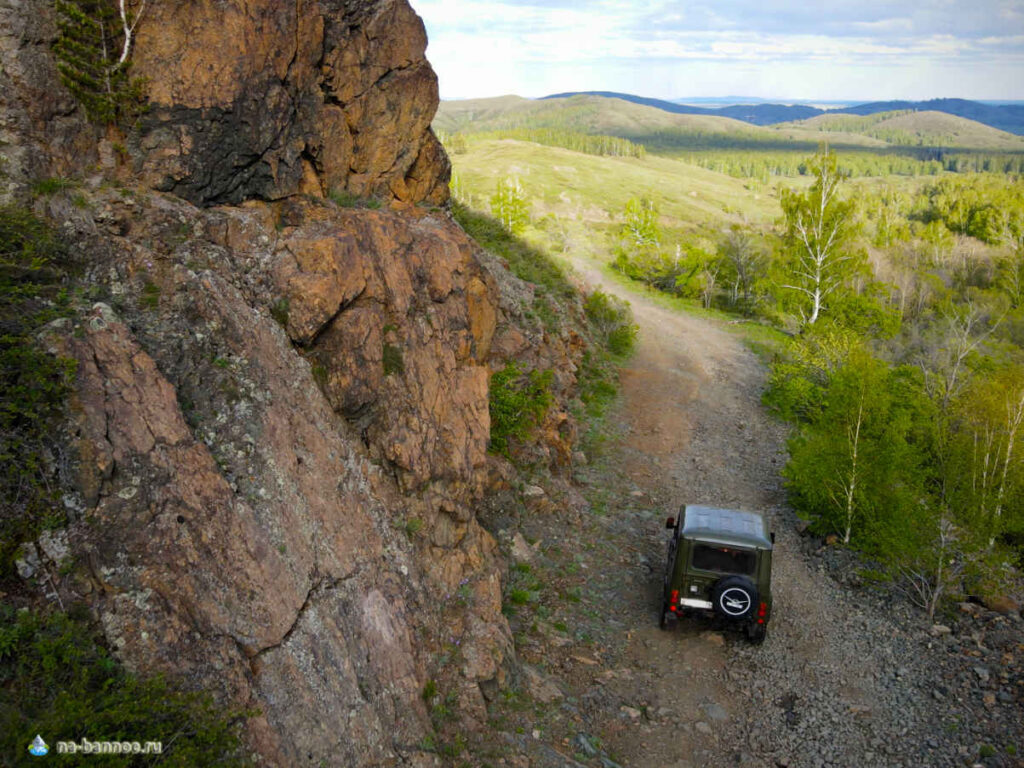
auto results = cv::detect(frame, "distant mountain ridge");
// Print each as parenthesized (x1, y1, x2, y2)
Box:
(541, 91, 1024, 135)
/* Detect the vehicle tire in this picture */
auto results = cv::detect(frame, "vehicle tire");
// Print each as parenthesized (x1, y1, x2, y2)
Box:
(745, 621, 767, 644)
(710, 575, 758, 621)
(660, 607, 677, 631)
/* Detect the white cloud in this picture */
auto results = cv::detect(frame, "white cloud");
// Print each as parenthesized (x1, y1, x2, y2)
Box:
(412, 0, 1024, 99)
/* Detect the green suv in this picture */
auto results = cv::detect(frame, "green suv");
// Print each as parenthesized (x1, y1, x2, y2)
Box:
(660, 504, 774, 643)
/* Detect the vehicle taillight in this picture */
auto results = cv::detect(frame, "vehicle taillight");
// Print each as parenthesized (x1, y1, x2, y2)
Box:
(670, 590, 679, 612)
(757, 602, 767, 624)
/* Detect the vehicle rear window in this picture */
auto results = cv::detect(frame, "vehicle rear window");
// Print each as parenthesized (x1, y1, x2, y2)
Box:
(692, 544, 756, 575)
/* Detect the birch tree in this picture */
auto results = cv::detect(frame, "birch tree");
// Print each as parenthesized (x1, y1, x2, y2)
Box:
(490, 177, 529, 235)
(783, 349, 929, 547)
(780, 149, 860, 326)
(949, 367, 1024, 549)
(54, 0, 149, 124)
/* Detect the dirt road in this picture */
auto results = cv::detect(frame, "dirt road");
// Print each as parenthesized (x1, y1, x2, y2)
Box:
(481, 261, 1019, 768)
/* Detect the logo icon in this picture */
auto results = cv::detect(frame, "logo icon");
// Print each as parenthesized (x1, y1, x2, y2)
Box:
(28, 735, 49, 756)
(720, 587, 751, 616)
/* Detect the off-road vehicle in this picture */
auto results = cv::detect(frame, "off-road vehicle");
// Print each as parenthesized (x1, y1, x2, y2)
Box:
(660, 504, 774, 643)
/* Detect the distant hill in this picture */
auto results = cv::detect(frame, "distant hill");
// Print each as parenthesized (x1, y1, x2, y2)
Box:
(541, 91, 1024, 136)
(541, 91, 822, 125)
(834, 98, 1024, 136)
(782, 110, 1024, 151)
(437, 94, 1024, 154)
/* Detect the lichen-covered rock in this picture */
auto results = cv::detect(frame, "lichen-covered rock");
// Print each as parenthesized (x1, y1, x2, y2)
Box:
(45, 193, 511, 763)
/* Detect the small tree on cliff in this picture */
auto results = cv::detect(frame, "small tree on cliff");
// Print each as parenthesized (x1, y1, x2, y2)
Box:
(779, 149, 861, 327)
(53, 0, 149, 125)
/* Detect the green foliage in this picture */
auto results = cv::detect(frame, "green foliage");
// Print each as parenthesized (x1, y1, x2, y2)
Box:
(140, 279, 160, 310)
(783, 349, 933, 548)
(0, 207, 76, 576)
(779, 149, 864, 326)
(31, 177, 77, 196)
(621, 197, 660, 247)
(914, 175, 1024, 246)
(270, 298, 290, 328)
(328, 189, 382, 209)
(718, 226, 767, 314)
(488, 363, 553, 457)
(490, 177, 530, 235)
(764, 327, 863, 421)
(382, 343, 404, 377)
(0, 605, 249, 766)
(507, 589, 531, 605)
(584, 290, 637, 356)
(310, 362, 328, 390)
(466, 128, 645, 159)
(944, 365, 1024, 548)
(53, 0, 147, 125)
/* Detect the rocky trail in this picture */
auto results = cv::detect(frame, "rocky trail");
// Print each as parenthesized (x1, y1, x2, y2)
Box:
(475, 261, 1024, 768)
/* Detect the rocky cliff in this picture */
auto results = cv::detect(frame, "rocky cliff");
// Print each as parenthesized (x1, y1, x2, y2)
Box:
(1, 1, 588, 764)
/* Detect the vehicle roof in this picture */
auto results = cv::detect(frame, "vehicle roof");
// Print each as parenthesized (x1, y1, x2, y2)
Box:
(680, 505, 773, 550)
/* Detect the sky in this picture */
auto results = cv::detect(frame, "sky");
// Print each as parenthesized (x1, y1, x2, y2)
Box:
(412, 0, 1024, 102)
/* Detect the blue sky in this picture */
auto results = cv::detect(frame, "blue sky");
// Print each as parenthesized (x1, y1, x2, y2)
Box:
(412, 0, 1024, 101)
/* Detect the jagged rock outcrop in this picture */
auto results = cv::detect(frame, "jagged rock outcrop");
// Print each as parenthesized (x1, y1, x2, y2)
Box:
(3, 0, 589, 763)
(132, 0, 450, 205)
(1, 0, 449, 207)
(46, 189, 510, 766)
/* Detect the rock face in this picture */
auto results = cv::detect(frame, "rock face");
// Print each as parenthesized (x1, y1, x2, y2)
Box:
(49, 190, 509, 765)
(0, 0, 448, 207)
(3, 0, 591, 763)
(132, 0, 450, 205)
(1, 0, 540, 764)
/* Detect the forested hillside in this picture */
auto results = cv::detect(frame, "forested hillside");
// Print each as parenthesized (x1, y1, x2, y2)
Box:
(539, 91, 1024, 135)
(437, 95, 1024, 176)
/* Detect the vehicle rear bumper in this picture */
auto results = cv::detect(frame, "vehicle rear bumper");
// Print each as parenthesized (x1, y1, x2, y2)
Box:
(679, 598, 713, 610)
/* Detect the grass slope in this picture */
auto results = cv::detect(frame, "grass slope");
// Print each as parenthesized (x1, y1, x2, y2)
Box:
(450, 138, 782, 234)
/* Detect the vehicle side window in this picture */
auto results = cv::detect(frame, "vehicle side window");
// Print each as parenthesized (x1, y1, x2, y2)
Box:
(692, 544, 755, 575)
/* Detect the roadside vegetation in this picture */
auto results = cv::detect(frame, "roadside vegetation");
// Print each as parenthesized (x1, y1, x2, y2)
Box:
(452, 200, 636, 463)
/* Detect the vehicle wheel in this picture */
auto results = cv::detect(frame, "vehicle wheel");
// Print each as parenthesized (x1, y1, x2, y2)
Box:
(659, 605, 677, 630)
(745, 621, 767, 644)
(710, 575, 758, 621)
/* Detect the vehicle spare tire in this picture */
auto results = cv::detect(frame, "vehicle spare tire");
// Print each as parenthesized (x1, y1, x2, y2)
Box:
(711, 575, 757, 620)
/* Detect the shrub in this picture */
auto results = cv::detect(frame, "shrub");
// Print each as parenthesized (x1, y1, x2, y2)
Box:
(382, 343, 404, 377)
(31, 177, 76, 196)
(584, 290, 637, 356)
(488, 363, 553, 457)
(53, 0, 148, 125)
(0, 605, 249, 766)
(328, 189, 381, 209)
(0, 206, 76, 576)
(269, 298, 290, 328)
